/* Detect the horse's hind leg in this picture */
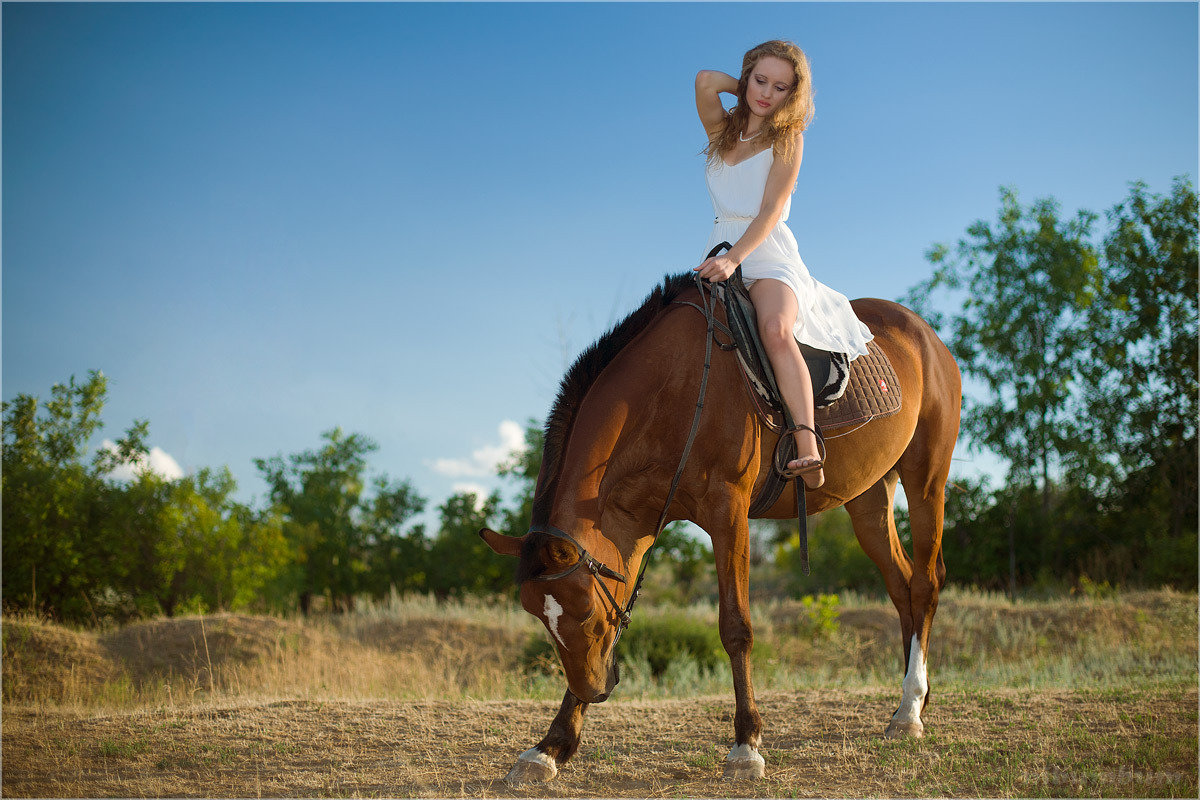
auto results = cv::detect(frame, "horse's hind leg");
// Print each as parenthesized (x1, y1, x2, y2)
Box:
(891, 438, 951, 737)
(503, 691, 587, 784)
(843, 468, 930, 737)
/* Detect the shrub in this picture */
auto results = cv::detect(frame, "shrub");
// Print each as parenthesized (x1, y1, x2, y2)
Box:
(768, 512, 881, 596)
(620, 615, 725, 677)
(520, 633, 562, 676)
(519, 613, 728, 679)
(797, 593, 841, 638)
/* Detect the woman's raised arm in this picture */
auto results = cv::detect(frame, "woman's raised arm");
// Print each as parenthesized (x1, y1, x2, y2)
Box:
(695, 70, 738, 138)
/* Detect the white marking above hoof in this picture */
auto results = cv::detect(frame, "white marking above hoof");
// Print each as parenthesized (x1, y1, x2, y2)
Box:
(505, 748, 557, 784)
(892, 634, 928, 728)
(723, 743, 766, 780)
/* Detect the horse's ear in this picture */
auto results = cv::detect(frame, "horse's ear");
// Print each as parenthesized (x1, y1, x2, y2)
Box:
(479, 527, 524, 558)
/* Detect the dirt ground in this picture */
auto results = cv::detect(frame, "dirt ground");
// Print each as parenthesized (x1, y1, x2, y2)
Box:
(4, 687, 1196, 798)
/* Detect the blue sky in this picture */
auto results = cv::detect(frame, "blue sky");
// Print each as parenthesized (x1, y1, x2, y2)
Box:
(4, 2, 1197, 523)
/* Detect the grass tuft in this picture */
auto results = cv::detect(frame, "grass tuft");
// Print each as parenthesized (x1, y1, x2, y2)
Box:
(3, 586, 1195, 713)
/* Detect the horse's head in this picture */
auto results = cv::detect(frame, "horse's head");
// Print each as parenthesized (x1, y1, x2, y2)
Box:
(480, 526, 623, 703)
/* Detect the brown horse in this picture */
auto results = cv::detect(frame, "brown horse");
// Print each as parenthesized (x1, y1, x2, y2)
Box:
(480, 272, 961, 782)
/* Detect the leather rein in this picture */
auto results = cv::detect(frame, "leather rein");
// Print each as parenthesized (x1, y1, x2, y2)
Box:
(520, 246, 731, 648)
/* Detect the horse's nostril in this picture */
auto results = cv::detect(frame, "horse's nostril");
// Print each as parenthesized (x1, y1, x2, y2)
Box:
(592, 691, 610, 703)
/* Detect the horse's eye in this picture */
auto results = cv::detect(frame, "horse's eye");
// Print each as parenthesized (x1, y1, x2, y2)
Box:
(543, 540, 579, 571)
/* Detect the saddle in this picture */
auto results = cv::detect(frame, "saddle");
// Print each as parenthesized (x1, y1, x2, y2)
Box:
(713, 269, 852, 413)
(705, 251, 902, 573)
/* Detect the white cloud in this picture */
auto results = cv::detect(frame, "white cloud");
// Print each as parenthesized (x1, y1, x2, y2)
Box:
(102, 440, 185, 482)
(432, 419, 526, 479)
(452, 482, 490, 510)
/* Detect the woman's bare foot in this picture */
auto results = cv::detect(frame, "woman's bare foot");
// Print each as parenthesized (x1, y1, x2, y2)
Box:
(786, 428, 825, 489)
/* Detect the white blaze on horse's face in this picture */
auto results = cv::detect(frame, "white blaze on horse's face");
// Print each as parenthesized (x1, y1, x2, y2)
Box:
(521, 579, 617, 703)
(543, 593, 568, 650)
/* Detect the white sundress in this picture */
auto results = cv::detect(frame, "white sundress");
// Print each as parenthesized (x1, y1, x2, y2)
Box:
(702, 148, 873, 360)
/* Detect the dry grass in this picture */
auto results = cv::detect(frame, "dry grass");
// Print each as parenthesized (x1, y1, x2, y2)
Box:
(2, 588, 1196, 796)
(757, 586, 1199, 690)
(4, 588, 1196, 710)
(3, 688, 1195, 797)
(3, 595, 546, 712)
(1, 616, 119, 704)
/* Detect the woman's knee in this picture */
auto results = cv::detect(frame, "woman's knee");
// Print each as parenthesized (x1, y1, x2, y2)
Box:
(757, 316, 795, 352)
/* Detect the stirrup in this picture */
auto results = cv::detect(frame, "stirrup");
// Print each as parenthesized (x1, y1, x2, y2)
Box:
(776, 423, 826, 480)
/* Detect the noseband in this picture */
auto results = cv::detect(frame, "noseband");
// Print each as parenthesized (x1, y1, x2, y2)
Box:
(519, 247, 730, 649)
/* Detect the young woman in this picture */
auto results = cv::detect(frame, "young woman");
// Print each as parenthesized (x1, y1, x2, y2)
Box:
(694, 39, 873, 489)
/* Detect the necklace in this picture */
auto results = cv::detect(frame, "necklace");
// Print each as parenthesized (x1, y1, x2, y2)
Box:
(739, 128, 762, 142)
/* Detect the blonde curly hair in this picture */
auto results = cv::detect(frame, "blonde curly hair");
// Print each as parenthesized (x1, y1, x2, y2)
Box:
(705, 40, 815, 165)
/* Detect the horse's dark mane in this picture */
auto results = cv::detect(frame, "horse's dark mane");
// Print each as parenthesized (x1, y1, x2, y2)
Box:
(531, 272, 695, 523)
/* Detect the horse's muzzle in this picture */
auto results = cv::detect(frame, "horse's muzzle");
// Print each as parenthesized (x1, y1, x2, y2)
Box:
(598, 654, 620, 701)
(583, 656, 620, 704)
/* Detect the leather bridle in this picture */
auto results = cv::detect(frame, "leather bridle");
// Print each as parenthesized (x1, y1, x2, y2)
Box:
(522, 523, 631, 628)
(519, 245, 731, 650)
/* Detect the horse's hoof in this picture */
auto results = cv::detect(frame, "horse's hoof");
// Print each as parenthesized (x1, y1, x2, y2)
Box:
(724, 758, 766, 780)
(504, 748, 557, 784)
(723, 744, 766, 780)
(885, 719, 925, 739)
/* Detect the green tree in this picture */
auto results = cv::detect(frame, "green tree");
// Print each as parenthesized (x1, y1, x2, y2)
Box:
(906, 180, 1198, 591)
(2, 372, 142, 621)
(1082, 177, 1198, 541)
(100, 469, 181, 618)
(255, 428, 425, 612)
(97, 467, 290, 618)
(937, 475, 1005, 589)
(360, 475, 428, 597)
(650, 522, 713, 599)
(907, 187, 1102, 500)
(3, 372, 294, 621)
(427, 491, 509, 597)
(256, 428, 376, 612)
(905, 188, 1106, 588)
(154, 469, 291, 615)
(496, 419, 543, 537)
(767, 512, 880, 596)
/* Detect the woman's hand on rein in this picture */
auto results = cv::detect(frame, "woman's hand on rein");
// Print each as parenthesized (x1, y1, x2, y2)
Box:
(694, 254, 739, 282)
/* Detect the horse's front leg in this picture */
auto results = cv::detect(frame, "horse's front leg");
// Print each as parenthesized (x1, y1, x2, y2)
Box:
(504, 690, 588, 784)
(712, 516, 765, 779)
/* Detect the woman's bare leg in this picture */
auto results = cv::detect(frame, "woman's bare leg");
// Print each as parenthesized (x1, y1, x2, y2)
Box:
(748, 279, 824, 489)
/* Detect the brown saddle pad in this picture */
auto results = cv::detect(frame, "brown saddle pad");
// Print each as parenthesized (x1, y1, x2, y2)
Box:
(747, 337, 902, 518)
(815, 339, 902, 431)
